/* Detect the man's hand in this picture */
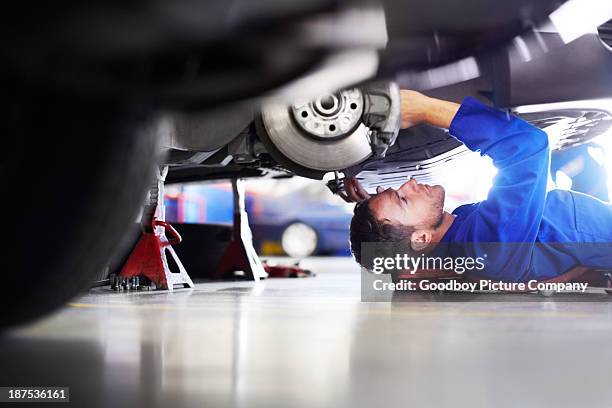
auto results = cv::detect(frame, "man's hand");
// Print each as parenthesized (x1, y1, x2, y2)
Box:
(335, 91, 461, 203)
(338, 177, 371, 203)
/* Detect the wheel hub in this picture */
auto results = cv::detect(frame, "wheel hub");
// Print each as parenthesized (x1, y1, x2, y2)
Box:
(259, 82, 400, 175)
(290, 89, 363, 140)
(261, 88, 371, 171)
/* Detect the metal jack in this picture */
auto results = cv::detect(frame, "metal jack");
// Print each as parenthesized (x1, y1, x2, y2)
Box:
(214, 179, 268, 280)
(117, 166, 194, 291)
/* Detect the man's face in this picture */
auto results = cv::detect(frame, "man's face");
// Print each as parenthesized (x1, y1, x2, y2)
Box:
(368, 179, 445, 230)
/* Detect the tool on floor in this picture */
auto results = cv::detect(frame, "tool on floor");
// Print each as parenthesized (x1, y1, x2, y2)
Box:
(213, 179, 268, 280)
(262, 260, 315, 278)
(115, 166, 194, 291)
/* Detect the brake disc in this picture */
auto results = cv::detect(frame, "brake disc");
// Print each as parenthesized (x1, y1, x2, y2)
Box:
(260, 88, 372, 172)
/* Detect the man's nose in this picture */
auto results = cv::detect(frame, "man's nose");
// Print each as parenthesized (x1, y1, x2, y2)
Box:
(405, 178, 418, 190)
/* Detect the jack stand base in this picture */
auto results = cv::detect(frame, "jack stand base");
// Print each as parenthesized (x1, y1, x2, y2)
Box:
(109, 275, 155, 291)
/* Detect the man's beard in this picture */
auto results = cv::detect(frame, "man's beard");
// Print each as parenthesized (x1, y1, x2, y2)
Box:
(431, 209, 444, 229)
(429, 187, 445, 229)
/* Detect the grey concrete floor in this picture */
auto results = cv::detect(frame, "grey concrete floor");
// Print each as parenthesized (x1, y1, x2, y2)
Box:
(2, 256, 612, 408)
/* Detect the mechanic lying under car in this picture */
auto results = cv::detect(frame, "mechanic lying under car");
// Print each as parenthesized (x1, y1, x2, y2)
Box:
(343, 90, 612, 281)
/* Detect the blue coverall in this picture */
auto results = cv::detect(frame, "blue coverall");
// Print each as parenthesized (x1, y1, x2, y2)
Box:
(438, 97, 612, 281)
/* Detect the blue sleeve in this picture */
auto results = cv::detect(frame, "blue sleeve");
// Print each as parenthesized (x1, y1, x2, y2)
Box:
(449, 97, 550, 243)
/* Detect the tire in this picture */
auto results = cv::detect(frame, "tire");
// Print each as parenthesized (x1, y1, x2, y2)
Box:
(3, 84, 159, 330)
(281, 222, 318, 258)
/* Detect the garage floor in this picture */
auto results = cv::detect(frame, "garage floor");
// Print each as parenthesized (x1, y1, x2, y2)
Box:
(2, 257, 612, 408)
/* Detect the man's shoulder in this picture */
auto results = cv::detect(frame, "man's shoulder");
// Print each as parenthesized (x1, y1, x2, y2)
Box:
(451, 202, 479, 217)
(544, 189, 577, 207)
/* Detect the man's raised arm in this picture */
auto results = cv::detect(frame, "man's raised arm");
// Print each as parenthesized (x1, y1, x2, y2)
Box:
(399, 90, 460, 129)
(447, 96, 550, 242)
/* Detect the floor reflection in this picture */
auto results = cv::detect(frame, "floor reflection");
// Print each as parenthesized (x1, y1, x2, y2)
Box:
(2, 257, 612, 408)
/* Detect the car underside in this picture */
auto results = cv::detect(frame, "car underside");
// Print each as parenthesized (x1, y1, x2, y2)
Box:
(162, 20, 612, 191)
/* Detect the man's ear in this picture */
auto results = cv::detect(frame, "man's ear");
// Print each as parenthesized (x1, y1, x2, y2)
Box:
(410, 230, 432, 251)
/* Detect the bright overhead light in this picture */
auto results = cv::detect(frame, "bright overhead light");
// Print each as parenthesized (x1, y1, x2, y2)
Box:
(549, 0, 612, 44)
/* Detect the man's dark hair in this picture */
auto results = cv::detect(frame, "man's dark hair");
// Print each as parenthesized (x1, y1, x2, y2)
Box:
(349, 199, 415, 266)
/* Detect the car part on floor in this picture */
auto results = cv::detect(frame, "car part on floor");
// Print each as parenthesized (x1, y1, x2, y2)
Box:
(118, 166, 194, 291)
(258, 81, 401, 178)
(262, 261, 315, 278)
(5, 85, 160, 330)
(281, 222, 319, 258)
(214, 179, 268, 280)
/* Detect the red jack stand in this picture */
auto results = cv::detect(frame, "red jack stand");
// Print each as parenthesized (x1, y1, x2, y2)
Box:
(213, 179, 268, 280)
(117, 166, 194, 291)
